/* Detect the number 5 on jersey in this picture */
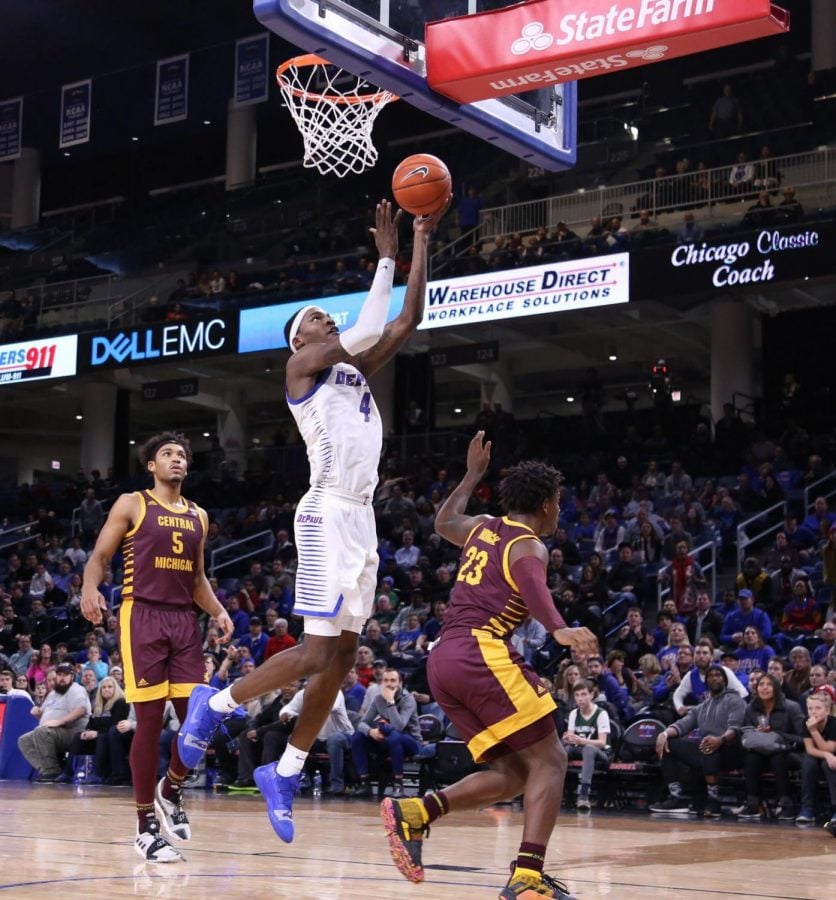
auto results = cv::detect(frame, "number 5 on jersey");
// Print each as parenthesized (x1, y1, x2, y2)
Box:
(172, 531, 183, 555)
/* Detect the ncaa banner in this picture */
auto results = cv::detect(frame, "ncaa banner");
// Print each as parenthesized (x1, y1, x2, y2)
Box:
(427, 0, 789, 103)
(155, 55, 189, 126)
(234, 34, 270, 106)
(0, 334, 78, 385)
(0, 98, 22, 162)
(59, 80, 92, 149)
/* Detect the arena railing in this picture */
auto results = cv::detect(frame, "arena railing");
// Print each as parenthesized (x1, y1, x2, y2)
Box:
(655, 537, 717, 612)
(803, 470, 836, 517)
(735, 499, 788, 574)
(208, 529, 274, 578)
(478, 147, 834, 239)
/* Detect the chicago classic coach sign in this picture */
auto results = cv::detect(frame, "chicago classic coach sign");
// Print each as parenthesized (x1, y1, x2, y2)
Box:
(427, 0, 789, 104)
(631, 221, 830, 300)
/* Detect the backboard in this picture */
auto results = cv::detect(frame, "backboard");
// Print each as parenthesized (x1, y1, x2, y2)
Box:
(253, 0, 577, 172)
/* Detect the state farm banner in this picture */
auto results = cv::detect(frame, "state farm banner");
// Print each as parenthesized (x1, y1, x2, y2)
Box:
(426, 0, 790, 104)
(418, 254, 630, 330)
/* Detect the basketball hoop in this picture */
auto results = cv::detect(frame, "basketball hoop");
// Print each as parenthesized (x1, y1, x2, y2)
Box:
(276, 54, 397, 178)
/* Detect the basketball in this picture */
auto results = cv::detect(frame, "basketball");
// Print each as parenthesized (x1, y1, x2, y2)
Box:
(391, 153, 451, 217)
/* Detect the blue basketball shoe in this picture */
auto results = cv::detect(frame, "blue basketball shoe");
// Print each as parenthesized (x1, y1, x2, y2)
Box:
(254, 763, 299, 843)
(176, 685, 227, 770)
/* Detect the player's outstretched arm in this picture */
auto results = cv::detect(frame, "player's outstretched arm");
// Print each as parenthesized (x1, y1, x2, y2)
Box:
(81, 493, 137, 625)
(356, 196, 451, 377)
(434, 430, 492, 547)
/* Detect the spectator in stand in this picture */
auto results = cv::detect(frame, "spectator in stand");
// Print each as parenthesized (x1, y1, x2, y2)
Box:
(25, 642, 53, 690)
(795, 692, 836, 829)
(239, 616, 270, 665)
(563, 678, 613, 811)
(650, 666, 746, 816)
(728, 151, 755, 196)
(630, 209, 660, 246)
(672, 640, 748, 716)
(812, 621, 836, 666)
(209, 270, 226, 294)
(355, 646, 376, 688)
(771, 554, 810, 610)
(350, 667, 422, 798)
(733, 673, 804, 821)
(551, 526, 581, 566)
(735, 557, 774, 616)
(17, 661, 90, 781)
(801, 496, 836, 544)
(591, 510, 622, 559)
(360, 619, 390, 661)
(612, 607, 655, 669)
(657, 621, 692, 670)
(281, 684, 355, 796)
(721, 588, 773, 648)
(585, 655, 633, 725)
(784, 647, 812, 701)
(10, 634, 34, 678)
(225, 595, 250, 640)
(606, 543, 643, 614)
(800, 664, 830, 714)
(394, 530, 420, 572)
(632, 520, 664, 566)
(341, 666, 367, 716)
(233, 682, 298, 788)
(546, 221, 580, 260)
(676, 213, 705, 244)
(263, 618, 297, 661)
(775, 580, 823, 655)
(735, 626, 775, 677)
(63, 675, 129, 783)
(686, 592, 724, 647)
(661, 541, 706, 616)
(63, 536, 88, 572)
(742, 191, 776, 228)
(777, 186, 804, 223)
(664, 462, 693, 499)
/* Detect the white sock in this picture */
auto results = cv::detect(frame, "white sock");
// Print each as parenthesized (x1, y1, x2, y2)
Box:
(208, 686, 238, 714)
(276, 744, 308, 777)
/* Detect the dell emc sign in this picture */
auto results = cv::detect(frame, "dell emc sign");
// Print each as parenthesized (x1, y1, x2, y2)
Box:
(84, 317, 232, 370)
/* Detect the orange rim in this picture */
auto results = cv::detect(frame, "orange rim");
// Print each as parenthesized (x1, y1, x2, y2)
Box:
(275, 54, 398, 105)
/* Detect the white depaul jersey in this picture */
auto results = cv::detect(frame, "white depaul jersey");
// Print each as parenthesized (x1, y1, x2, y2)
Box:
(287, 361, 382, 496)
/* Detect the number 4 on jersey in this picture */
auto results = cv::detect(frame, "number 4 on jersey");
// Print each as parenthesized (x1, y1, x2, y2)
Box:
(359, 391, 372, 422)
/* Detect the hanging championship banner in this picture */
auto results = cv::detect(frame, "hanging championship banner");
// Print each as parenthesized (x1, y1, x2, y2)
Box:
(155, 55, 189, 126)
(59, 80, 92, 149)
(0, 98, 22, 162)
(234, 34, 270, 106)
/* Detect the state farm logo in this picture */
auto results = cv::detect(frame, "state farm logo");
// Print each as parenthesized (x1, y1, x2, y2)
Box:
(625, 45, 668, 60)
(511, 22, 554, 55)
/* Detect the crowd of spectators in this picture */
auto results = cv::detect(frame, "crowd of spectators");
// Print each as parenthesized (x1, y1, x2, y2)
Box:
(2, 406, 836, 825)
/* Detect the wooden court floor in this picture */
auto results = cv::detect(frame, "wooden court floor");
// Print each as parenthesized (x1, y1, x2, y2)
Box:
(0, 782, 833, 898)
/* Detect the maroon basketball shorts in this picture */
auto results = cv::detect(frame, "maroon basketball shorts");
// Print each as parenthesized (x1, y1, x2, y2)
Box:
(428, 628, 556, 763)
(119, 599, 204, 703)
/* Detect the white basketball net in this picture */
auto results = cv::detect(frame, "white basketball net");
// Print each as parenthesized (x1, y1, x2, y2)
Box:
(276, 56, 397, 178)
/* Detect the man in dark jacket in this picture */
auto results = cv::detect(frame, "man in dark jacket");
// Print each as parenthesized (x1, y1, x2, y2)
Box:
(650, 666, 746, 817)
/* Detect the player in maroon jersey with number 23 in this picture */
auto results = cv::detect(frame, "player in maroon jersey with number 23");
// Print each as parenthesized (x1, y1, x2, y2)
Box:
(381, 431, 597, 900)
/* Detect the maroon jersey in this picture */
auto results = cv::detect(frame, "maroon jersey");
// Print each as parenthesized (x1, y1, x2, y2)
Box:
(441, 515, 545, 640)
(121, 490, 206, 608)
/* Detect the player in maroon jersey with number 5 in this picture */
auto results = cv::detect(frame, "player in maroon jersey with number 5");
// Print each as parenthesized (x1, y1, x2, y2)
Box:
(81, 432, 233, 863)
(380, 431, 597, 899)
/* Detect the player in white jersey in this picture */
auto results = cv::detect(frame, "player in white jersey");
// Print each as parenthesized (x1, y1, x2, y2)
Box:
(178, 197, 448, 842)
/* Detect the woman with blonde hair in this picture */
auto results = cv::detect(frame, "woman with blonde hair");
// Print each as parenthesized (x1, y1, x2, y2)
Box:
(61, 676, 129, 783)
